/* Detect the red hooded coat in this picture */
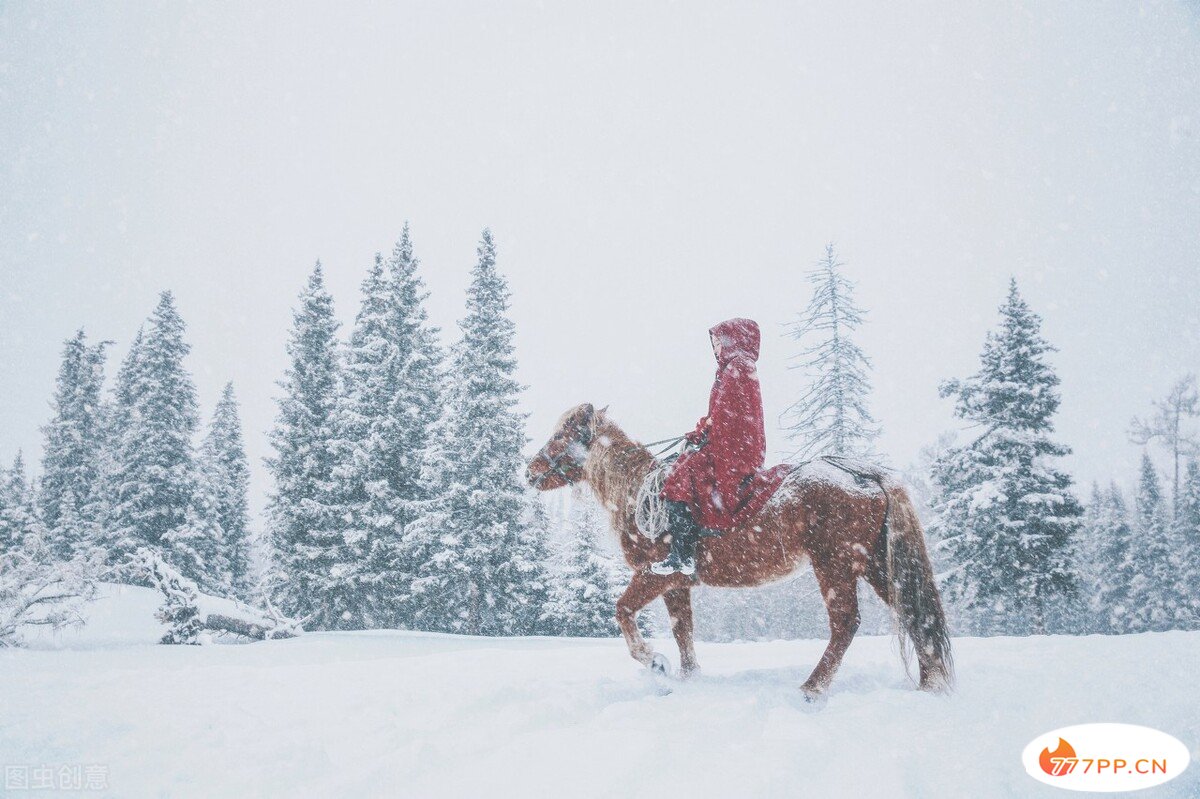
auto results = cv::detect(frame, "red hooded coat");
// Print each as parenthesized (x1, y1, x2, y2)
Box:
(662, 318, 788, 529)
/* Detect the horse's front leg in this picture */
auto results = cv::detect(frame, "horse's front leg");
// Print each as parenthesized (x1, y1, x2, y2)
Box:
(615, 571, 676, 669)
(662, 587, 699, 678)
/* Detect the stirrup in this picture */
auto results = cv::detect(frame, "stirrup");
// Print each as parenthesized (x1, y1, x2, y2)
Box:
(650, 557, 680, 576)
(649, 554, 696, 577)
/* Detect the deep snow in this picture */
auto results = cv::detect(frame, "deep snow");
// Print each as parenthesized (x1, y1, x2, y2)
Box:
(2, 585, 1198, 798)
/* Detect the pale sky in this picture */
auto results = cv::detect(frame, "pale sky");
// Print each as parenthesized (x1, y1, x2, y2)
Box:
(2, 1, 1199, 520)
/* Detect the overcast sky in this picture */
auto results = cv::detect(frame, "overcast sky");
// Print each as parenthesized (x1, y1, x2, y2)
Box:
(2, 1, 1199, 519)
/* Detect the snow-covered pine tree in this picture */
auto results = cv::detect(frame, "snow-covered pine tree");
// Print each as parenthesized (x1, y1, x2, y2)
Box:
(932, 279, 1081, 636)
(198, 383, 252, 599)
(1076, 483, 1106, 632)
(402, 407, 467, 632)
(40, 330, 109, 559)
(96, 328, 145, 568)
(107, 293, 221, 589)
(326, 226, 447, 629)
(410, 230, 549, 635)
(381, 225, 447, 627)
(266, 264, 353, 629)
(503, 497, 554, 636)
(1129, 454, 1178, 632)
(330, 253, 399, 628)
(0, 453, 36, 553)
(1175, 459, 1200, 629)
(783, 243, 880, 461)
(1087, 483, 1138, 634)
(544, 494, 619, 637)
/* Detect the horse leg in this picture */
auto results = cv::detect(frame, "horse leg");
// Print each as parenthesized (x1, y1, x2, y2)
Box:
(662, 587, 699, 678)
(615, 572, 673, 669)
(801, 559, 860, 700)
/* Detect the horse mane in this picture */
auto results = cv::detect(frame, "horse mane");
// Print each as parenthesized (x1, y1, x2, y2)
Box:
(583, 414, 657, 535)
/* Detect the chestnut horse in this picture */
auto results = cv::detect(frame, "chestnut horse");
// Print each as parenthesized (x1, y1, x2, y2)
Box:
(526, 403, 952, 698)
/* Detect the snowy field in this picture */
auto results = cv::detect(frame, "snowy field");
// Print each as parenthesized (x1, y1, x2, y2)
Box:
(3, 586, 1199, 798)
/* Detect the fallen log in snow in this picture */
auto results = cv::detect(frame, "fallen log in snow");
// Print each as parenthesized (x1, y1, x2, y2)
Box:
(134, 549, 302, 644)
(202, 612, 298, 641)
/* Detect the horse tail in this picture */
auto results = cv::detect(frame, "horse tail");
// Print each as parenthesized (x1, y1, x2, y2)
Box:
(878, 487, 954, 692)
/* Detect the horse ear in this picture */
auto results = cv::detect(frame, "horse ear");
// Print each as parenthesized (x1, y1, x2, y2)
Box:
(597, 405, 609, 419)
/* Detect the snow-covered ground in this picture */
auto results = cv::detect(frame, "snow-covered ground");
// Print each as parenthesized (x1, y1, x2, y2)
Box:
(3, 585, 1198, 798)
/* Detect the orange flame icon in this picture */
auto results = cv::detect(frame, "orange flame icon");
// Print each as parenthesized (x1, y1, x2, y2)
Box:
(1039, 738, 1078, 776)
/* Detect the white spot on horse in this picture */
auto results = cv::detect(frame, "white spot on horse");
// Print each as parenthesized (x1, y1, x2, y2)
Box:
(597, 435, 612, 448)
(826, 589, 837, 601)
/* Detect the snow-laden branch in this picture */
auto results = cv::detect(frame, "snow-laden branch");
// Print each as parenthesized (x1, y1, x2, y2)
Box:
(0, 533, 97, 647)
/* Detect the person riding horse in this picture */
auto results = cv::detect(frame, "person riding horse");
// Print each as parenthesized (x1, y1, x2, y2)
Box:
(652, 318, 767, 576)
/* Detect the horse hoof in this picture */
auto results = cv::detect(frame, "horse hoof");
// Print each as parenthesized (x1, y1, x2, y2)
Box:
(801, 684, 825, 704)
(679, 665, 701, 681)
(650, 653, 674, 678)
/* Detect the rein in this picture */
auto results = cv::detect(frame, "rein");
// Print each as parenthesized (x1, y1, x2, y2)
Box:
(622, 434, 688, 459)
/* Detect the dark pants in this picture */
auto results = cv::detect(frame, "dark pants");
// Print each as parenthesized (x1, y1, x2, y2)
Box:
(664, 499, 701, 563)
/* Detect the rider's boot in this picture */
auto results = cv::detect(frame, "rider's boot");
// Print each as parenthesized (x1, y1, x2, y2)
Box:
(650, 500, 701, 577)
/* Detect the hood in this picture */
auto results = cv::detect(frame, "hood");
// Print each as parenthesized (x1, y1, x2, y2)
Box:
(709, 318, 760, 365)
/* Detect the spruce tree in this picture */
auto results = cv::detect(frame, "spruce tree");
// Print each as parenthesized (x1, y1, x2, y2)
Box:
(410, 230, 549, 635)
(326, 254, 390, 626)
(507, 491, 553, 635)
(1077, 484, 1105, 631)
(40, 330, 109, 559)
(97, 328, 144, 568)
(783, 243, 880, 460)
(328, 226, 447, 628)
(266, 264, 353, 629)
(384, 224, 446, 521)
(403, 407, 467, 632)
(107, 293, 220, 589)
(933, 279, 1081, 635)
(1175, 459, 1200, 629)
(381, 226, 447, 627)
(1089, 484, 1138, 634)
(0, 453, 36, 553)
(1129, 454, 1177, 632)
(544, 495, 619, 637)
(198, 383, 252, 599)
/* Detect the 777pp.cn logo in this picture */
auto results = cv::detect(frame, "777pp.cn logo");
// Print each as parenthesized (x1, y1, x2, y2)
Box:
(1023, 724, 1190, 792)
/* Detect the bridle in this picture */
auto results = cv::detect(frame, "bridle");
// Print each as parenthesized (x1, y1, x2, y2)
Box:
(529, 419, 594, 488)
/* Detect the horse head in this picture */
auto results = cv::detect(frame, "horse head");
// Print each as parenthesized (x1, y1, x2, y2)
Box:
(526, 402, 604, 490)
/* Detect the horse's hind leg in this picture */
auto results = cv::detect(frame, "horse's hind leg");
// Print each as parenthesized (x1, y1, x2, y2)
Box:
(802, 558, 860, 700)
(662, 587, 699, 678)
